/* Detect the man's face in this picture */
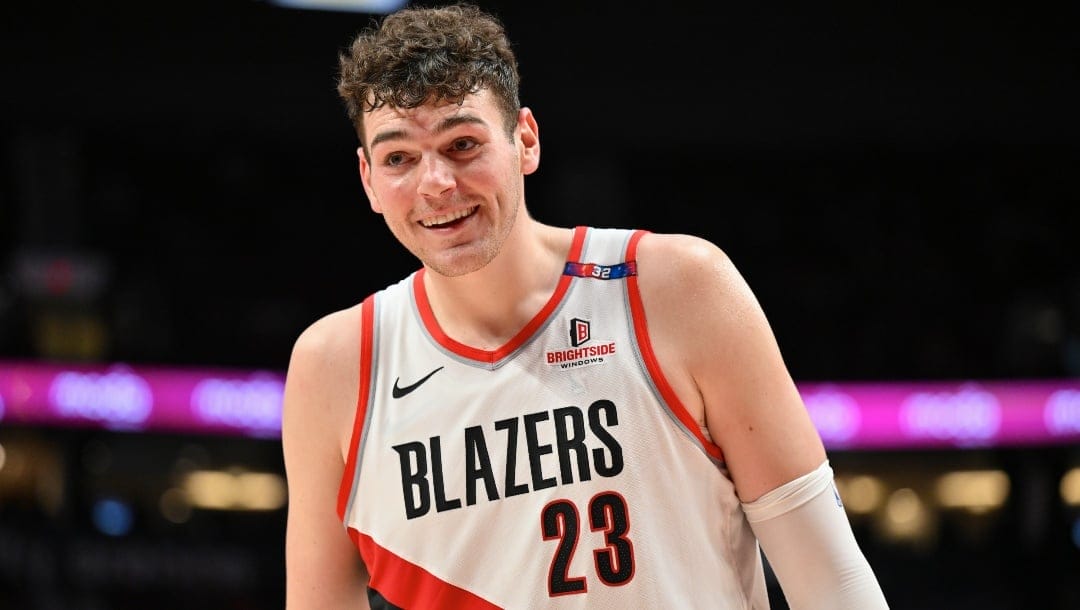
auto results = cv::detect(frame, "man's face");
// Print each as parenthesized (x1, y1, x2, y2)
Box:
(358, 89, 539, 278)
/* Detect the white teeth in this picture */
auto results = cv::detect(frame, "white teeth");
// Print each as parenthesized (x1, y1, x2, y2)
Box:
(420, 206, 476, 227)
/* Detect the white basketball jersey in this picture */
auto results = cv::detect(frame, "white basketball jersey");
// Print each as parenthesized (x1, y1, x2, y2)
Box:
(338, 226, 769, 609)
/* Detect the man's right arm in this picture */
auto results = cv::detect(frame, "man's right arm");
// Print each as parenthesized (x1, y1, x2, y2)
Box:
(282, 308, 371, 610)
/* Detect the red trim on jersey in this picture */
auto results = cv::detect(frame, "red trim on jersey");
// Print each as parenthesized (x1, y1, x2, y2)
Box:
(625, 230, 724, 462)
(413, 225, 588, 364)
(337, 294, 377, 520)
(349, 528, 502, 610)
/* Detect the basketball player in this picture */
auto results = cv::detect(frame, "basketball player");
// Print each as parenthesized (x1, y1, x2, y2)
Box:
(281, 3, 889, 608)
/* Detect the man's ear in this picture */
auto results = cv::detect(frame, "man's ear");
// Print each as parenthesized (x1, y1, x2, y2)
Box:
(517, 107, 540, 175)
(357, 146, 382, 213)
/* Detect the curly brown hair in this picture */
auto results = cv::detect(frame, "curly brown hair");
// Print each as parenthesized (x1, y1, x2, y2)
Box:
(337, 2, 521, 149)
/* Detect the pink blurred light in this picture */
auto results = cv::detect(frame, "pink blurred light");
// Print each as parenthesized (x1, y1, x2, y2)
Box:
(1, 360, 1078, 448)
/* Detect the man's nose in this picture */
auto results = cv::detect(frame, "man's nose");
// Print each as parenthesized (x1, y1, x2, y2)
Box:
(416, 155, 455, 198)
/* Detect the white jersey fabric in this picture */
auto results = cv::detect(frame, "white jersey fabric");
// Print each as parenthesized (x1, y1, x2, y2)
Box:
(338, 226, 769, 609)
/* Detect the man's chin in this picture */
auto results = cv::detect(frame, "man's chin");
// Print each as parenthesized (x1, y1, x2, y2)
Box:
(422, 251, 490, 278)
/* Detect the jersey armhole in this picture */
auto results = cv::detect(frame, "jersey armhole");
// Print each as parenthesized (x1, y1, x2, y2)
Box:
(337, 293, 378, 521)
(625, 230, 725, 462)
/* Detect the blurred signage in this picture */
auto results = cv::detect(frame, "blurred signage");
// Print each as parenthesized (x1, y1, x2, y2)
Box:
(799, 379, 1080, 449)
(13, 250, 109, 301)
(0, 361, 282, 438)
(12, 249, 112, 360)
(2, 359, 1080, 448)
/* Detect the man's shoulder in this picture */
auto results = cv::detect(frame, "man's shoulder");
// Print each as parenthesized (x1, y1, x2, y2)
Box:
(283, 304, 364, 422)
(632, 230, 757, 335)
(634, 231, 735, 279)
(582, 226, 729, 262)
(290, 270, 417, 358)
(290, 303, 364, 367)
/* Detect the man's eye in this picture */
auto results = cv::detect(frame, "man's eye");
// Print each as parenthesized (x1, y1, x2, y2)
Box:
(450, 138, 477, 152)
(385, 152, 407, 166)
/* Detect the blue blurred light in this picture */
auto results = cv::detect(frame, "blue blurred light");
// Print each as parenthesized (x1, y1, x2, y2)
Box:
(92, 498, 134, 537)
(1072, 517, 1080, 550)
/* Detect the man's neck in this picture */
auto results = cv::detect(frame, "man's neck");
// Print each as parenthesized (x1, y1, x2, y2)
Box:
(421, 219, 574, 350)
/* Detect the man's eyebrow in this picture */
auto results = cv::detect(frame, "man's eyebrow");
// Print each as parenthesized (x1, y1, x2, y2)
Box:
(368, 114, 488, 151)
(369, 128, 406, 151)
(437, 114, 486, 133)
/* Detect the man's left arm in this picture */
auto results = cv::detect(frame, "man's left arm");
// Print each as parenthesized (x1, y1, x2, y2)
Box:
(639, 233, 888, 609)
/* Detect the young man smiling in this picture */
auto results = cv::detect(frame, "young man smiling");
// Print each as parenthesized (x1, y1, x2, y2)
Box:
(281, 3, 889, 609)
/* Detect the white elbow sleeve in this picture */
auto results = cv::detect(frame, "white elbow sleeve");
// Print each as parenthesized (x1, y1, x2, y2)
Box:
(741, 460, 889, 610)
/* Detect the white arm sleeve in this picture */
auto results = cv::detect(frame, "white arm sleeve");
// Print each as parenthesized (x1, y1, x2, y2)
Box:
(741, 460, 889, 610)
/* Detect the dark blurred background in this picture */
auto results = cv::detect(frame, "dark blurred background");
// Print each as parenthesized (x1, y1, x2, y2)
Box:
(1, 0, 1078, 608)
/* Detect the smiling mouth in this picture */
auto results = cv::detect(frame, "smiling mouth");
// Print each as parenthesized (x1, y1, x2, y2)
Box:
(419, 206, 479, 228)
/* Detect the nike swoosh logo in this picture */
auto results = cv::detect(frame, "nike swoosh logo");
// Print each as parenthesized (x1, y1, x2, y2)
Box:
(391, 366, 444, 399)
